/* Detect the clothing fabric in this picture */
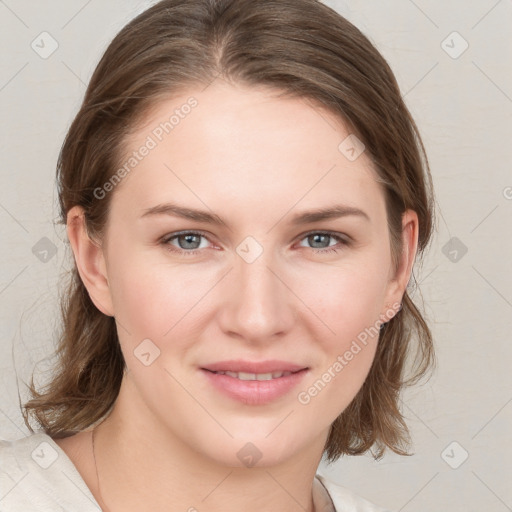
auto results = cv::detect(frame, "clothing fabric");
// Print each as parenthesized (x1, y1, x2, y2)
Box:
(0, 433, 391, 511)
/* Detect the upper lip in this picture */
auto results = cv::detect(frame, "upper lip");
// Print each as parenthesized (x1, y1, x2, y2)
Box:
(201, 359, 308, 374)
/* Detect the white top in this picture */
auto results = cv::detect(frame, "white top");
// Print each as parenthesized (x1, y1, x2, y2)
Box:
(0, 433, 391, 511)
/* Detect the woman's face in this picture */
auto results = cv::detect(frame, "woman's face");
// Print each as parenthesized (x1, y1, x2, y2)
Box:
(79, 80, 415, 467)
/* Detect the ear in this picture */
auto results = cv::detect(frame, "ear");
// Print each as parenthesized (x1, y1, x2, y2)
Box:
(66, 205, 114, 317)
(381, 209, 419, 319)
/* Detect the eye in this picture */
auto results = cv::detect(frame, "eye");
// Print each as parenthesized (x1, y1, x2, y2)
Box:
(160, 230, 350, 257)
(161, 230, 212, 256)
(297, 231, 350, 254)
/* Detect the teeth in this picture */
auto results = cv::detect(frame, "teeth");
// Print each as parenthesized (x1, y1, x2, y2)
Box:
(238, 372, 257, 380)
(213, 370, 294, 380)
(256, 373, 273, 381)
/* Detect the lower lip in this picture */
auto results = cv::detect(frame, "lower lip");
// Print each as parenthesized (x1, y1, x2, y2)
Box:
(201, 368, 308, 405)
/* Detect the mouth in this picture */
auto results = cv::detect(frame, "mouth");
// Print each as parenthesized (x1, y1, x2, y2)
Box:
(200, 361, 309, 405)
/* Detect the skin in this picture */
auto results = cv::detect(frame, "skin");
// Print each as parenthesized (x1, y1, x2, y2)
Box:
(55, 79, 418, 512)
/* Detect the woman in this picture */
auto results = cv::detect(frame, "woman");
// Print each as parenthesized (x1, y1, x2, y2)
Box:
(1, 0, 435, 510)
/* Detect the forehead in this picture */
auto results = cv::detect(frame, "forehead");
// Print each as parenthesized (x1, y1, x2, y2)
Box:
(109, 81, 385, 225)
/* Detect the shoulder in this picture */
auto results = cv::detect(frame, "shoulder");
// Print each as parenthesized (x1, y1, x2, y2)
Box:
(0, 432, 100, 511)
(316, 473, 394, 512)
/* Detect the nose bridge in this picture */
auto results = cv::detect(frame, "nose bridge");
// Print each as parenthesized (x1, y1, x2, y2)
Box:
(219, 243, 295, 341)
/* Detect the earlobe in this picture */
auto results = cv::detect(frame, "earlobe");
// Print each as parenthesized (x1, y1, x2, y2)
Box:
(66, 205, 114, 317)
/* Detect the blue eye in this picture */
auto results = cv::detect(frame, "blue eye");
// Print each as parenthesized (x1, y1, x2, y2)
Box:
(298, 232, 349, 254)
(161, 230, 209, 256)
(160, 230, 349, 257)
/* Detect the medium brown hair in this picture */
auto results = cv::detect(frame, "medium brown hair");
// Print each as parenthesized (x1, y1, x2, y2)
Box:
(22, 0, 436, 463)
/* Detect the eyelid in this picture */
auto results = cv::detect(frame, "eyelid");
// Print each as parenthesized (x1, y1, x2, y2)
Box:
(160, 229, 212, 246)
(297, 229, 351, 243)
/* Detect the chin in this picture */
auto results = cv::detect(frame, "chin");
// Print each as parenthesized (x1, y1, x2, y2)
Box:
(197, 427, 311, 469)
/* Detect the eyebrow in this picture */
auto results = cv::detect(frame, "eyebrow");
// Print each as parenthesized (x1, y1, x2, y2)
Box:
(140, 202, 370, 226)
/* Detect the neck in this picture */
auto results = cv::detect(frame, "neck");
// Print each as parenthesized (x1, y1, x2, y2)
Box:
(91, 373, 326, 512)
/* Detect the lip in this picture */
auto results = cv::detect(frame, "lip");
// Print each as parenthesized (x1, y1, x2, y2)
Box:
(200, 360, 309, 406)
(201, 359, 308, 374)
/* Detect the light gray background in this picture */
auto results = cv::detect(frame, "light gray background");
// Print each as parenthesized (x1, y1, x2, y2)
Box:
(1, 1, 511, 510)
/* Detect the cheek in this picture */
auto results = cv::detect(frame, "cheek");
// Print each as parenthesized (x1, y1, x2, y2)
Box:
(292, 258, 388, 401)
(295, 269, 383, 418)
(294, 258, 389, 338)
(106, 250, 221, 348)
(108, 264, 169, 336)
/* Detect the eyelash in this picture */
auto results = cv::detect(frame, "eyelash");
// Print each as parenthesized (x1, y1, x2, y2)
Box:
(160, 230, 350, 257)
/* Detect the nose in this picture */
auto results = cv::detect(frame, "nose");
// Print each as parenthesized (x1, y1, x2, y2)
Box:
(216, 247, 296, 344)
